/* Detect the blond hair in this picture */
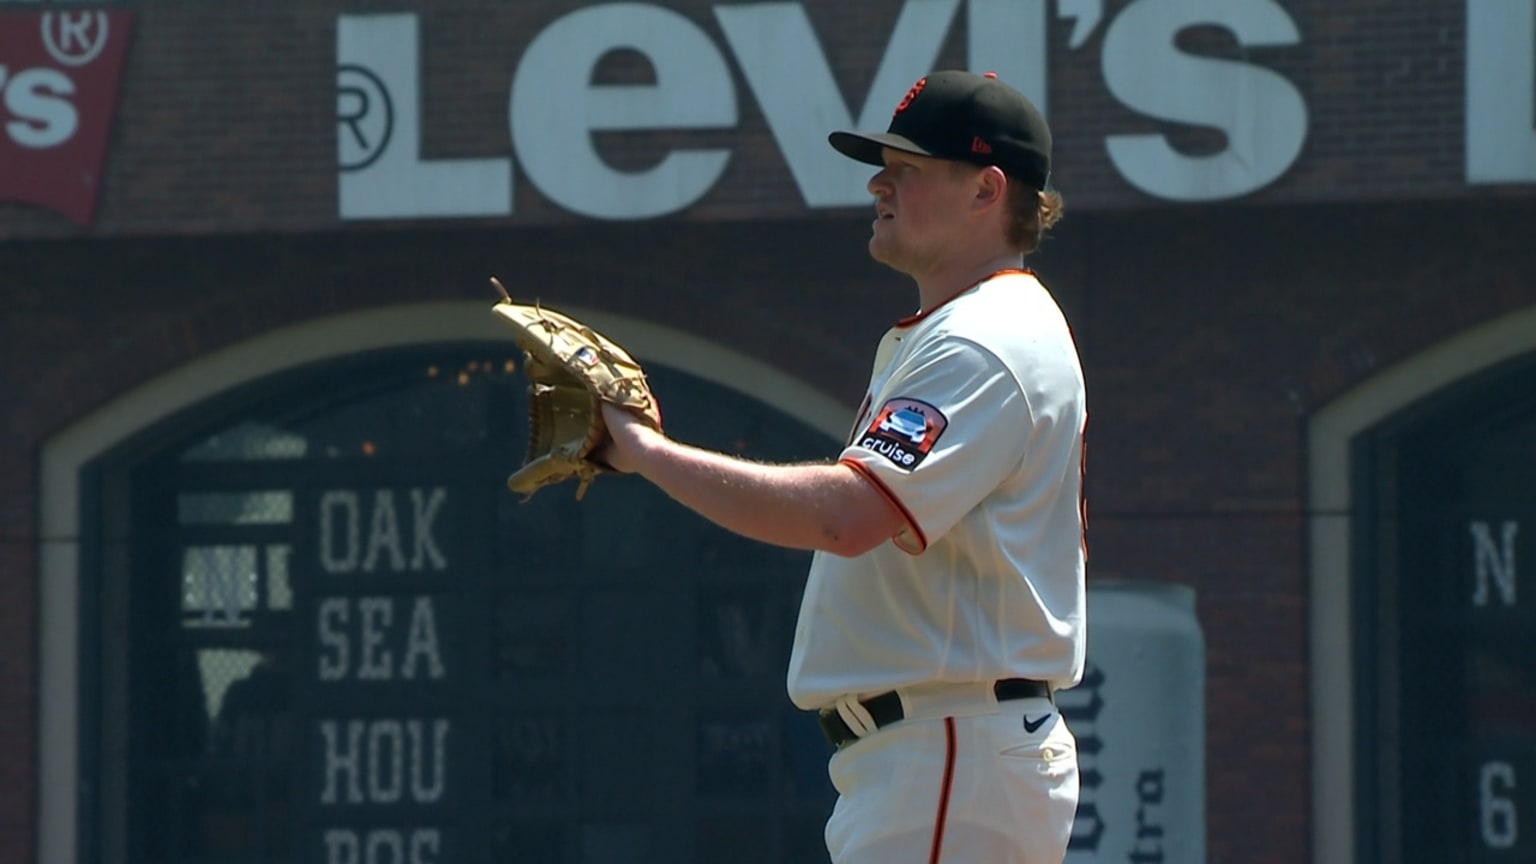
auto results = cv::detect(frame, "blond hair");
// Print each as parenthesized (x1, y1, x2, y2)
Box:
(949, 162, 1063, 255)
(1006, 183, 1064, 256)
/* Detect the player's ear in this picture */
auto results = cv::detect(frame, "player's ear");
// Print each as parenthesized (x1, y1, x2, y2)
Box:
(972, 165, 1008, 213)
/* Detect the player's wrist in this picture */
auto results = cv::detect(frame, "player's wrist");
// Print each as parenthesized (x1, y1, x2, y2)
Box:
(627, 423, 671, 473)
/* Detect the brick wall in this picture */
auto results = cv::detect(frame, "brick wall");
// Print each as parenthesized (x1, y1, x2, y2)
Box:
(5, 196, 1536, 862)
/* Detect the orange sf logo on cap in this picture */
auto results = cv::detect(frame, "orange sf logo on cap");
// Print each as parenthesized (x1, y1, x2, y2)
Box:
(894, 77, 926, 116)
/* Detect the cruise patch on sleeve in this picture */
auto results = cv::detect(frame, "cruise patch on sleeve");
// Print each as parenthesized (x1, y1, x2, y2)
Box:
(856, 397, 948, 470)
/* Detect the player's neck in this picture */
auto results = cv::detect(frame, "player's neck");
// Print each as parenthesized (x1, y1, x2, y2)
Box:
(913, 253, 1026, 313)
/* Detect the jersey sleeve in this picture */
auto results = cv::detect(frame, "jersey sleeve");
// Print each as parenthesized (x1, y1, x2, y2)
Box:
(839, 336, 1031, 554)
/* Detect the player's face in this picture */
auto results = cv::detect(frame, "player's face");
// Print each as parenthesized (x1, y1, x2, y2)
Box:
(865, 148, 977, 276)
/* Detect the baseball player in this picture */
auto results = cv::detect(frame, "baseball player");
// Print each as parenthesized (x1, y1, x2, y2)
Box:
(600, 70, 1086, 864)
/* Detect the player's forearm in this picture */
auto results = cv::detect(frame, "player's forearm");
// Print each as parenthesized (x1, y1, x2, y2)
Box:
(628, 435, 891, 555)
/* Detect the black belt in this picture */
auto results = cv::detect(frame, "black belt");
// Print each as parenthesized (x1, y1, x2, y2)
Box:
(817, 678, 1053, 749)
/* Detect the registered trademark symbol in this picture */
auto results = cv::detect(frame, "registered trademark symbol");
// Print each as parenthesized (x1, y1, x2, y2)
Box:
(336, 64, 394, 172)
(41, 12, 109, 68)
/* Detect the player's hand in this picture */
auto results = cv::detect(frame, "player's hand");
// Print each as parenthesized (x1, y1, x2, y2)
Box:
(598, 401, 665, 475)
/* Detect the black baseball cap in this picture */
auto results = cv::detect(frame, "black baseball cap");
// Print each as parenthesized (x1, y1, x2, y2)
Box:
(829, 70, 1051, 189)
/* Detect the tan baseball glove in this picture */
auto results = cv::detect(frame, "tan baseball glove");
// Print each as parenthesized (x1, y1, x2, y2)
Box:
(489, 277, 661, 500)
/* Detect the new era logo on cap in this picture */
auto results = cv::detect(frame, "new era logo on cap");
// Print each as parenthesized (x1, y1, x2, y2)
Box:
(828, 70, 1052, 190)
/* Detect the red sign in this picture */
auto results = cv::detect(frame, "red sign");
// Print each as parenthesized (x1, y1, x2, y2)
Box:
(0, 11, 132, 226)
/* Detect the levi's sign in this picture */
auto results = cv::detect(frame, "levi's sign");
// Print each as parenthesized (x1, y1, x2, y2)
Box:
(334, 0, 1536, 222)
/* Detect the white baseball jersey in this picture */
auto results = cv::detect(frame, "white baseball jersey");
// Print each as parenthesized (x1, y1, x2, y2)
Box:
(786, 269, 1087, 710)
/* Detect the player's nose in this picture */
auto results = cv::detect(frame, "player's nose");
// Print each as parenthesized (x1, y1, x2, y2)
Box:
(867, 167, 894, 197)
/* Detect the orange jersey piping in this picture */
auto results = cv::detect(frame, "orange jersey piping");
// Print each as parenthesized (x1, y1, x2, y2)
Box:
(840, 455, 929, 554)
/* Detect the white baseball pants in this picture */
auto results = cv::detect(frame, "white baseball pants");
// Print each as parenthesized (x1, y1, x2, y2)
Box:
(823, 687, 1078, 864)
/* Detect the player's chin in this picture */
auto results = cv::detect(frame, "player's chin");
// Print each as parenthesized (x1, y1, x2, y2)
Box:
(867, 233, 900, 266)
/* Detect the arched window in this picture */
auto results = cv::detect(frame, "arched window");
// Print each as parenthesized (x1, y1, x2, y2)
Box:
(84, 345, 840, 864)
(1353, 353, 1536, 863)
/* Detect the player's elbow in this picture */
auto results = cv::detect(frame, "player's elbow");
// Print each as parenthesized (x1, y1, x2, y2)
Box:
(820, 520, 889, 558)
(814, 462, 905, 557)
